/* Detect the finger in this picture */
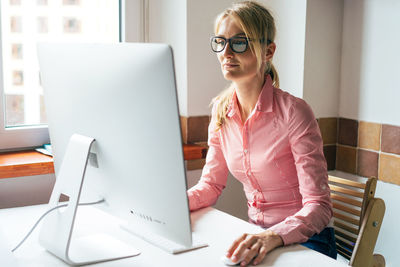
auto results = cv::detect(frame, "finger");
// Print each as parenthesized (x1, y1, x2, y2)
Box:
(252, 245, 268, 265)
(226, 233, 247, 257)
(240, 241, 262, 267)
(232, 235, 257, 262)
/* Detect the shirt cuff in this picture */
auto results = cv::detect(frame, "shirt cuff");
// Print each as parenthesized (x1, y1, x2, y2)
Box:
(187, 190, 199, 211)
(268, 222, 310, 245)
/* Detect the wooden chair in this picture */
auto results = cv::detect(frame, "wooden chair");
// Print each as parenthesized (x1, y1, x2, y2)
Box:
(328, 175, 386, 267)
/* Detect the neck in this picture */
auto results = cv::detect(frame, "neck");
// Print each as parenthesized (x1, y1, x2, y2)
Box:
(233, 73, 265, 122)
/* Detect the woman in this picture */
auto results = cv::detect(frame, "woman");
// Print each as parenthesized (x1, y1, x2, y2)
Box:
(187, 1, 336, 266)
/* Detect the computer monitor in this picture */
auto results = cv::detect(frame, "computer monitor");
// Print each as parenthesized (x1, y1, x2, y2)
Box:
(37, 43, 206, 265)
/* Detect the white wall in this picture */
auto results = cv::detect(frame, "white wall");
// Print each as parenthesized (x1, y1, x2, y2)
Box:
(186, 0, 230, 117)
(147, 0, 188, 116)
(374, 179, 400, 267)
(303, 0, 343, 118)
(0, 174, 55, 208)
(340, 0, 400, 125)
(338, 1, 400, 265)
(265, 0, 307, 99)
(152, 0, 343, 118)
(155, 0, 310, 117)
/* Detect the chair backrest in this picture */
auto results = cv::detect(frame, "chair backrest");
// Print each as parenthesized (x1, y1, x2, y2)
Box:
(328, 175, 385, 267)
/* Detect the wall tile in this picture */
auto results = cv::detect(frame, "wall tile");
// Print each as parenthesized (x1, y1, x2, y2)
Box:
(323, 145, 336, 171)
(338, 118, 358, 147)
(357, 149, 378, 178)
(186, 158, 206, 171)
(358, 121, 381, 151)
(180, 116, 188, 143)
(187, 116, 210, 143)
(381, 124, 400, 155)
(318, 118, 337, 145)
(336, 145, 357, 174)
(379, 154, 400, 185)
(181, 116, 210, 144)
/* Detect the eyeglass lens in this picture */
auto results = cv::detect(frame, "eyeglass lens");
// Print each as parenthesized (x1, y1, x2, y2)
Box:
(211, 37, 248, 53)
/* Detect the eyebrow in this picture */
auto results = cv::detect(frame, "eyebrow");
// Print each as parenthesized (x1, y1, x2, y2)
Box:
(215, 32, 246, 38)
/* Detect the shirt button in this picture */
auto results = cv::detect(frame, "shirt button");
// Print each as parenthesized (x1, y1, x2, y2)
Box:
(244, 149, 248, 154)
(246, 170, 251, 176)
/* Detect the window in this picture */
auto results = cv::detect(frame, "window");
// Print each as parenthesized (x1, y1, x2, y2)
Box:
(10, 16, 22, 32)
(37, 17, 48, 33)
(37, 0, 47, 5)
(9, 0, 21, 6)
(6, 94, 24, 126)
(0, 0, 122, 150)
(63, 17, 81, 33)
(12, 70, 23, 86)
(11, 43, 22, 59)
(62, 0, 80, 5)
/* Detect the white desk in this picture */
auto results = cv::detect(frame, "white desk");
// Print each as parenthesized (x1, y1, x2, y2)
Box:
(0, 204, 346, 267)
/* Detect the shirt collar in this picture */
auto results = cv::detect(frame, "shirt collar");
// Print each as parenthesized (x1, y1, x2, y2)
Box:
(226, 75, 274, 118)
(226, 90, 238, 118)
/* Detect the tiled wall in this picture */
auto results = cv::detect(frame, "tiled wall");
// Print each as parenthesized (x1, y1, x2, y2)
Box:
(180, 116, 209, 171)
(180, 115, 210, 144)
(183, 116, 400, 186)
(317, 118, 337, 171)
(318, 117, 400, 186)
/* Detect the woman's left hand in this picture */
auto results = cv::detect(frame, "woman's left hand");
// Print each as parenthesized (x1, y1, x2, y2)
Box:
(226, 230, 283, 266)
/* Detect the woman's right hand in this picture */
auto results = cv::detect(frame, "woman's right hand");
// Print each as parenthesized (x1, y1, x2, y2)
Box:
(225, 230, 283, 266)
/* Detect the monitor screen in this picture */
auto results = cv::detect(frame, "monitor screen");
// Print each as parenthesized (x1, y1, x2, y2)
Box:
(37, 43, 203, 264)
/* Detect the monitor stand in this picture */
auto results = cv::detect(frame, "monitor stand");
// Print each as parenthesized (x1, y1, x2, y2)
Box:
(38, 134, 140, 266)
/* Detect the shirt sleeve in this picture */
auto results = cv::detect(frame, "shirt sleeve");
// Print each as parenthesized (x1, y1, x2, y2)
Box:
(268, 98, 333, 245)
(187, 103, 229, 211)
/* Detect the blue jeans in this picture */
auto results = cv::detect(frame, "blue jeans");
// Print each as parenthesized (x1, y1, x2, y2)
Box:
(301, 227, 337, 259)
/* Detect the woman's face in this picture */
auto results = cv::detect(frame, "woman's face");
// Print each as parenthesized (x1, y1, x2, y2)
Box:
(215, 17, 263, 83)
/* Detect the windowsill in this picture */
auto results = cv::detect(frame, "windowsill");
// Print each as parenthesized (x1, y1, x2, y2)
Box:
(182, 143, 208, 160)
(0, 151, 54, 179)
(0, 144, 207, 179)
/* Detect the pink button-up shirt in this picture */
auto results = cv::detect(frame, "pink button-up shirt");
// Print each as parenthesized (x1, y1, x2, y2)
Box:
(187, 75, 332, 245)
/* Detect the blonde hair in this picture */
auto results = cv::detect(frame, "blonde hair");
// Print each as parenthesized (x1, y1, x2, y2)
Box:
(212, 1, 279, 131)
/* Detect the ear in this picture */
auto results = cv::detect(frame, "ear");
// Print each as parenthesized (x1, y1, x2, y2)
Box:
(264, 42, 276, 62)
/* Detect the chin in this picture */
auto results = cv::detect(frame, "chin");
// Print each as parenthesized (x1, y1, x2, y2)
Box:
(222, 70, 237, 79)
(223, 72, 243, 82)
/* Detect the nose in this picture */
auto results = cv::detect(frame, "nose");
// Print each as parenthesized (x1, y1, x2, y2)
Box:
(222, 41, 234, 57)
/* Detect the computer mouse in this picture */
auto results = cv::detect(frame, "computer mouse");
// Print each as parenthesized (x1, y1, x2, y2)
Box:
(220, 255, 244, 266)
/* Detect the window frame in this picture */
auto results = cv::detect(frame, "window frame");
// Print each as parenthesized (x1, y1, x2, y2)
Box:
(0, 0, 144, 151)
(0, 3, 50, 150)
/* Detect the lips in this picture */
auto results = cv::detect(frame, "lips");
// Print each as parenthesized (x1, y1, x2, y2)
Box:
(223, 62, 239, 69)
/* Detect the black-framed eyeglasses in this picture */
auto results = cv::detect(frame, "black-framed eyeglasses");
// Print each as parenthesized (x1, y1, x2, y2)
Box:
(210, 36, 270, 54)
(210, 36, 250, 53)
